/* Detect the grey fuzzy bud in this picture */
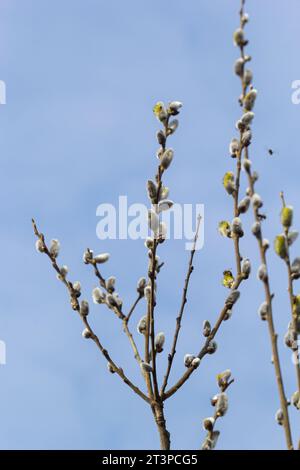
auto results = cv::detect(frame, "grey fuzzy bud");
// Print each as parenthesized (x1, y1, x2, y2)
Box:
(223, 309, 232, 321)
(244, 89, 257, 111)
(241, 111, 255, 126)
(156, 130, 166, 146)
(203, 417, 215, 431)
(275, 409, 284, 426)
(291, 391, 300, 410)
(168, 119, 179, 135)
(82, 328, 92, 339)
(158, 199, 174, 213)
(231, 217, 244, 237)
(262, 238, 270, 250)
(140, 361, 153, 373)
(94, 253, 110, 264)
(203, 320, 211, 337)
(229, 137, 240, 157)
(83, 249, 93, 264)
(106, 276, 116, 293)
(137, 277, 147, 295)
(207, 340, 218, 355)
(80, 300, 89, 316)
(147, 180, 157, 202)
(234, 58, 244, 77)
(241, 258, 251, 277)
(243, 159, 252, 173)
(233, 28, 245, 47)
(192, 357, 201, 368)
(107, 362, 116, 374)
(161, 148, 174, 169)
(215, 393, 228, 417)
(184, 354, 195, 367)
(73, 281, 81, 294)
(291, 258, 300, 280)
(57, 265, 68, 280)
(148, 209, 159, 232)
(49, 239, 60, 258)
(252, 221, 262, 239)
(287, 231, 299, 247)
(238, 196, 250, 214)
(244, 69, 253, 86)
(225, 290, 240, 307)
(168, 101, 183, 115)
(252, 193, 263, 209)
(35, 238, 45, 253)
(92, 287, 105, 304)
(155, 332, 165, 353)
(257, 264, 268, 282)
(159, 186, 170, 201)
(144, 285, 152, 302)
(145, 237, 154, 249)
(217, 369, 232, 388)
(258, 301, 269, 321)
(137, 315, 147, 335)
(241, 129, 252, 147)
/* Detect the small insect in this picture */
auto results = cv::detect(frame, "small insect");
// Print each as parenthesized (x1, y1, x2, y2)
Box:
(265, 147, 277, 156)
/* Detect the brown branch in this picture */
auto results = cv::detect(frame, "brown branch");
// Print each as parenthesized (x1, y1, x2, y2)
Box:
(160, 214, 202, 396)
(32, 219, 150, 405)
(279, 192, 300, 395)
(162, 276, 243, 401)
(236, 0, 293, 450)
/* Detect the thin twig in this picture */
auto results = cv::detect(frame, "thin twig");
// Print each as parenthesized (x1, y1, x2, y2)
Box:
(160, 214, 201, 396)
(32, 219, 150, 405)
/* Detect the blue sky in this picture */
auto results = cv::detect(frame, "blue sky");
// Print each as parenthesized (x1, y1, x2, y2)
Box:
(0, 0, 300, 450)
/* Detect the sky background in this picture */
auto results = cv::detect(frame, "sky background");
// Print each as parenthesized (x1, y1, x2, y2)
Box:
(0, 0, 300, 450)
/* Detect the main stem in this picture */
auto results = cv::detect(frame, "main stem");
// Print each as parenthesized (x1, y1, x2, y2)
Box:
(152, 402, 171, 450)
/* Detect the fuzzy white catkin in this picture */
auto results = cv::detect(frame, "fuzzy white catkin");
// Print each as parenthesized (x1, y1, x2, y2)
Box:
(148, 210, 159, 232)
(35, 238, 44, 253)
(158, 199, 173, 213)
(137, 315, 148, 335)
(140, 362, 153, 373)
(257, 264, 268, 282)
(80, 300, 89, 316)
(234, 58, 244, 77)
(225, 290, 240, 307)
(137, 277, 147, 295)
(184, 354, 195, 367)
(73, 281, 81, 293)
(215, 393, 228, 416)
(155, 332, 165, 352)
(231, 217, 243, 237)
(82, 328, 92, 339)
(252, 193, 263, 208)
(258, 301, 269, 320)
(244, 69, 253, 86)
(83, 249, 93, 264)
(203, 417, 215, 431)
(161, 149, 174, 169)
(94, 253, 110, 264)
(57, 265, 68, 280)
(229, 138, 240, 156)
(207, 340, 218, 355)
(275, 409, 284, 426)
(192, 357, 201, 368)
(168, 101, 183, 114)
(241, 111, 255, 125)
(49, 239, 60, 258)
(92, 287, 105, 304)
(106, 276, 116, 292)
(203, 320, 211, 337)
(168, 119, 179, 134)
(241, 258, 251, 277)
(238, 196, 250, 214)
(144, 237, 154, 249)
(252, 221, 261, 239)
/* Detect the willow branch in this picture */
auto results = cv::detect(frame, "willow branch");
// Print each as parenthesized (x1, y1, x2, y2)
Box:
(160, 214, 201, 396)
(32, 219, 150, 405)
(236, 0, 293, 450)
